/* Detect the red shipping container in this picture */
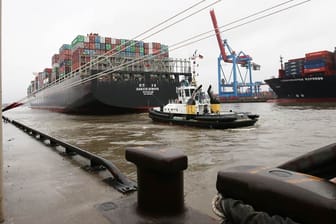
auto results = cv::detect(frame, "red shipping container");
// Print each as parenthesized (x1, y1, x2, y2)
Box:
(153, 49, 160, 55)
(105, 37, 111, 44)
(304, 67, 327, 74)
(89, 43, 95, 50)
(59, 49, 71, 56)
(155, 42, 161, 49)
(89, 35, 95, 42)
(306, 55, 334, 62)
(84, 42, 90, 49)
(73, 48, 84, 55)
(44, 68, 52, 74)
(305, 50, 331, 57)
(59, 54, 71, 61)
(59, 66, 71, 73)
(52, 54, 60, 65)
(72, 62, 79, 71)
(59, 49, 72, 61)
(111, 44, 117, 50)
(59, 66, 64, 73)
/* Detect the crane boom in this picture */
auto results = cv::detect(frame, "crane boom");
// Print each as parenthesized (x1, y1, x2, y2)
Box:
(210, 9, 228, 62)
(209, 9, 259, 98)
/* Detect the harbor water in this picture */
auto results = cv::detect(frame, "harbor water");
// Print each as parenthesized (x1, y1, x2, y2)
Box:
(3, 102, 336, 217)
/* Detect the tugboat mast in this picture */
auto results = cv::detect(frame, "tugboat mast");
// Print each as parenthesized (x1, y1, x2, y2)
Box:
(191, 50, 203, 86)
(280, 55, 284, 70)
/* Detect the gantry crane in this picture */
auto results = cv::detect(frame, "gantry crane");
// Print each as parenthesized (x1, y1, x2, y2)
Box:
(210, 9, 261, 98)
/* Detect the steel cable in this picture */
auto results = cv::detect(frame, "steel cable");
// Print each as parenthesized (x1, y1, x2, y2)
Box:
(21, 0, 310, 105)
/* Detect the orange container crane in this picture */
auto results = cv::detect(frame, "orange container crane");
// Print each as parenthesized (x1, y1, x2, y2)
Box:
(210, 9, 260, 98)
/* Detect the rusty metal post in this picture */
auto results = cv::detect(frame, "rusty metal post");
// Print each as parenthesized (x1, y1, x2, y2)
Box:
(126, 147, 187, 215)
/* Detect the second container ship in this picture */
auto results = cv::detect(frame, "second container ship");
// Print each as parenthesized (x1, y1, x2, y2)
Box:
(265, 48, 336, 103)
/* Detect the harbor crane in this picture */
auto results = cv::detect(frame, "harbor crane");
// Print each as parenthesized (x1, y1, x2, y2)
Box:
(210, 9, 261, 98)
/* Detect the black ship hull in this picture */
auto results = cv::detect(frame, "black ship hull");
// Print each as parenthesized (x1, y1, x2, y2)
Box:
(26, 34, 193, 114)
(30, 72, 191, 114)
(265, 75, 336, 103)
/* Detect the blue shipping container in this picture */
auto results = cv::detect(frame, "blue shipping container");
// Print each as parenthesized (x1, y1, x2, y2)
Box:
(95, 36, 100, 43)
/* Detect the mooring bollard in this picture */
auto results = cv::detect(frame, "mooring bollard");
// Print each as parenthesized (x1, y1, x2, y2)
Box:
(125, 147, 188, 215)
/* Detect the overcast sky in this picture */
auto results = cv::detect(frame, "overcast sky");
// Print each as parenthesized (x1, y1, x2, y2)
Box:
(2, 0, 335, 103)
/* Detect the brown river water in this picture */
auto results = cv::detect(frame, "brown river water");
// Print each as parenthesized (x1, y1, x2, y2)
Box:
(3, 102, 336, 216)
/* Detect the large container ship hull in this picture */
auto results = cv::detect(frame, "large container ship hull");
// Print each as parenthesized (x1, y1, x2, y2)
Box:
(265, 75, 336, 103)
(27, 33, 192, 114)
(30, 72, 188, 114)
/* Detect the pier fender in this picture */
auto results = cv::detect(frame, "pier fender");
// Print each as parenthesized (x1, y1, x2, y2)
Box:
(278, 142, 336, 179)
(215, 165, 336, 224)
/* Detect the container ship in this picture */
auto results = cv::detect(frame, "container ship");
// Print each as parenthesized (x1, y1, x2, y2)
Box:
(265, 49, 336, 103)
(26, 33, 192, 114)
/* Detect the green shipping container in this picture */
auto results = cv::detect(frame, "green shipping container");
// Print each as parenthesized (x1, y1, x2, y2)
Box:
(71, 35, 85, 48)
(106, 43, 112, 50)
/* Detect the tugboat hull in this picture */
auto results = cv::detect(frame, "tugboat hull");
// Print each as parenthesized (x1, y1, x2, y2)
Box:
(148, 109, 258, 129)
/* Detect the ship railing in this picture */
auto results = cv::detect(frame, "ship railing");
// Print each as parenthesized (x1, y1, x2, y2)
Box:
(32, 56, 191, 94)
(89, 55, 192, 74)
(33, 68, 86, 93)
(2, 116, 137, 194)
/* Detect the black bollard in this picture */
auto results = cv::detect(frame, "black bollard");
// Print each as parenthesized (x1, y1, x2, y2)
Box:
(125, 147, 188, 216)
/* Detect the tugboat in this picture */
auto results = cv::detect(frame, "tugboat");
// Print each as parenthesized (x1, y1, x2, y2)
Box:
(148, 80, 259, 129)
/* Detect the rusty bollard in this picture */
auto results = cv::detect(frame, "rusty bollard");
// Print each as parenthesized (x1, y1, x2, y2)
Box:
(125, 147, 188, 215)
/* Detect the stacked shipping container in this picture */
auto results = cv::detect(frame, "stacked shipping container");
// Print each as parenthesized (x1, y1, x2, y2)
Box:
(304, 51, 335, 75)
(59, 44, 72, 78)
(28, 33, 170, 94)
(284, 58, 304, 78)
(71, 33, 169, 71)
(281, 50, 336, 78)
(28, 68, 52, 94)
(51, 54, 60, 82)
(43, 68, 52, 85)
